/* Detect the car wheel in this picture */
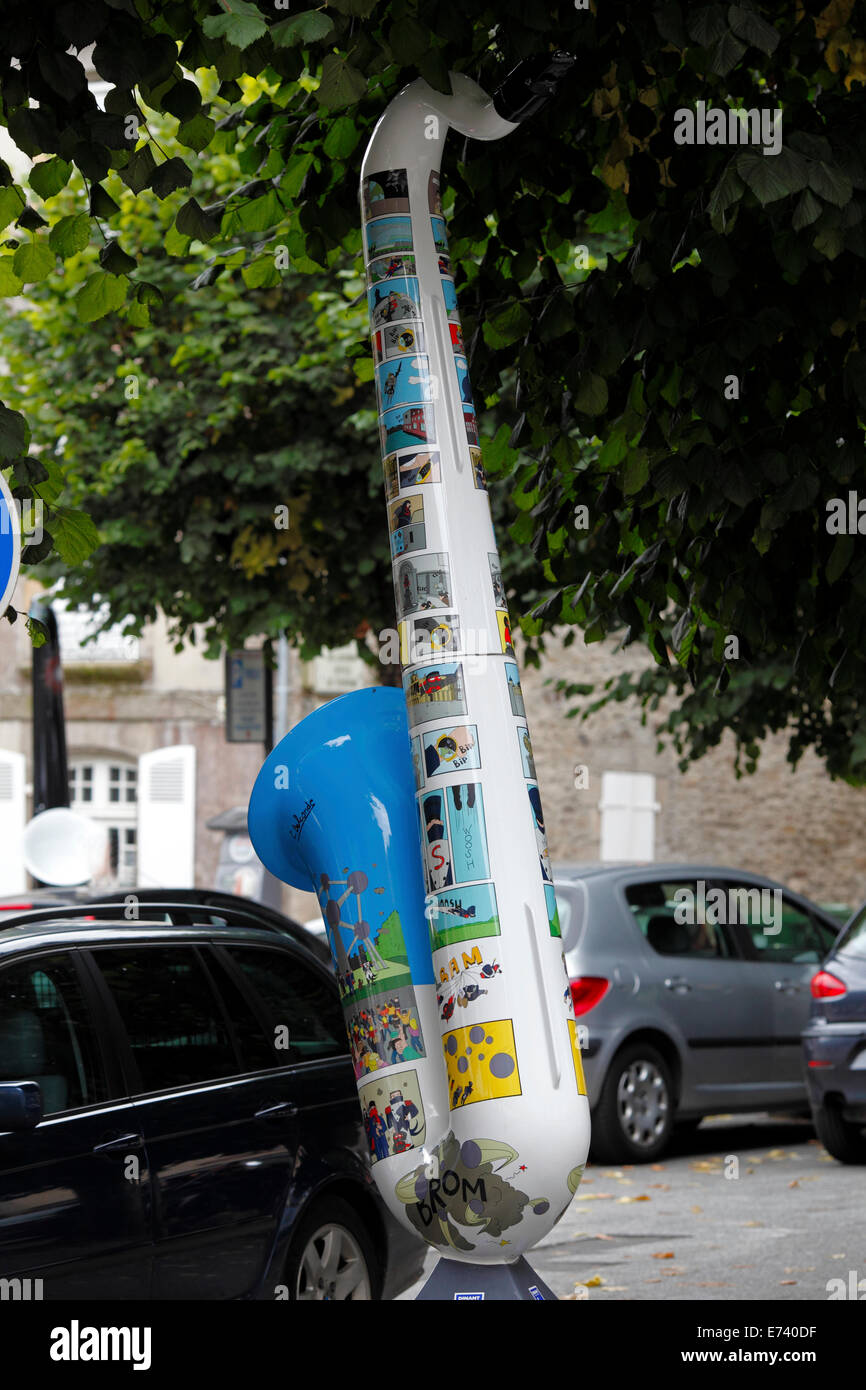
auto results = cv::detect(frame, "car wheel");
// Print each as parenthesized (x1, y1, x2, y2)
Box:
(591, 1042, 674, 1163)
(284, 1196, 382, 1301)
(814, 1102, 866, 1165)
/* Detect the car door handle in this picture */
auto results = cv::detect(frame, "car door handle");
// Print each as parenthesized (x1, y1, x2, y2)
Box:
(664, 976, 691, 992)
(774, 980, 801, 993)
(92, 1132, 144, 1156)
(254, 1101, 298, 1123)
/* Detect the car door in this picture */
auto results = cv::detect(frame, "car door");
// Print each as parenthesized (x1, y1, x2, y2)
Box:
(724, 885, 834, 1099)
(626, 875, 764, 1111)
(0, 948, 152, 1299)
(86, 940, 297, 1300)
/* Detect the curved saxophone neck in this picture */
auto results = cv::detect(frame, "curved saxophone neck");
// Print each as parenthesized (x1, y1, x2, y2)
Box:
(361, 51, 576, 172)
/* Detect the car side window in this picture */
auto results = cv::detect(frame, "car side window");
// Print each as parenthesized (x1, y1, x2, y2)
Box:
(625, 879, 733, 959)
(225, 946, 345, 1063)
(91, 946, 239, 1092)
(0, 953, 107, 1115)
(723, 886, 827, 964)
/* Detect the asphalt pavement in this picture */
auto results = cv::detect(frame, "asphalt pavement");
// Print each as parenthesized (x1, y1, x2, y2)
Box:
(398, 1113, 866, 1301)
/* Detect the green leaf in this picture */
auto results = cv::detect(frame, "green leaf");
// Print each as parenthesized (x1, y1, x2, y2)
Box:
(0, 257, 23, 295)
(75, 270, 128, 322)
(727, 5, 780, 55)
(273, 10, 334, 46)
(737, 149, 802, 206)
(279, 152, 314, 202)
(482, 301, 532, 349)
(389, 16, 429, 65)
(808, 160, 853, 208)
(0, 184, 26, 233)
(161, 79, 202, 121)
(48, 212, 91, 257)
(51, 506, 101, 565)
(792, 187, 822, 231)
(622, 448, 649, 494)
(29, 156, 72, 200)
(99, 241, 137, 275)
(222, 188, 283, 236)
(177, 113, 216, 152)
(176, 197, 223, 242)
(202, 0, 268, 49)
(90, 184, 120, 218)
(709, 30, 747, 76)
(120, 144, 157, 193)
(12, 238, 54, 283)
(707, 162, 744, 217)
(242, 255, 282, 288)
(323, 115, 360, 159)
(574, 372, 609, 416)
(150, 157, 193, 198)
(315, 54, 367, 110)
(826, 533, 854, 585)
(687, 6, 729, 46)
(0, 403, 29, 461)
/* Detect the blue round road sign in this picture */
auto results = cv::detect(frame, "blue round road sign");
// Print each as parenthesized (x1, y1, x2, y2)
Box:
(0, 471, 21, 620)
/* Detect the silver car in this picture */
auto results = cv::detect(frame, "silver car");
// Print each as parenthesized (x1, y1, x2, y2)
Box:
(555, 863, 841, 1162)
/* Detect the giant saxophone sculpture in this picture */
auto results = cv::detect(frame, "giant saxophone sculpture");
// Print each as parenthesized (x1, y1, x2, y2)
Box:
(249, 51, 589, 1301)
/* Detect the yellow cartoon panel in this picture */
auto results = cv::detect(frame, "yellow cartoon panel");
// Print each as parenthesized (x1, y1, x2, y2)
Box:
(568, 1020, 587, 1096)
(443, 1019, 521, 1110)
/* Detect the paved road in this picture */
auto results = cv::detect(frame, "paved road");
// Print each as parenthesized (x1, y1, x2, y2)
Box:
(398, 1114, 866, 1301)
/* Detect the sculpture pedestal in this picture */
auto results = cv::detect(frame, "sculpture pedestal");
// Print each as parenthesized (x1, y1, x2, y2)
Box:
(415, 1256, 557, 1301)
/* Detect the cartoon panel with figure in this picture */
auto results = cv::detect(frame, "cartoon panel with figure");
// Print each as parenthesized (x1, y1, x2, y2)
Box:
(374, 321, 425, 366)
(363, 168, 410, 219)
(368, 252, 418, 285)
(359, 1069, 426, 1163)
(421, 789, 453, 894)
(403, 613, 461, 663)
(381, 404, 437, 457)
(443, 1019, 522, 1110)
(422, 722, 480, 778)
(366, 214, 413, 259)
(346, 992, 426, 1078)
(377, 355, 434, 414)
(394, 552, 451, 620)
(527, 782, 551, 882)
(369, 276, 422, 330)
(446, 781, 490, 884)
(404, 660, 466, 728)
(505, 662, 525, 718)
(434, 939, 503, 1023)
(389, 493, 427, 558)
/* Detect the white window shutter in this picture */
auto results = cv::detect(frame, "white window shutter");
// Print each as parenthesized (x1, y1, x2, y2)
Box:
(137, 746, 196, 887)
(599, 771, 659, 863)
(0, 750, 26, 893)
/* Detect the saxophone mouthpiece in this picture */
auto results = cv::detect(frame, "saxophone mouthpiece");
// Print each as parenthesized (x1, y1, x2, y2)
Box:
(491, 49, 577, 125)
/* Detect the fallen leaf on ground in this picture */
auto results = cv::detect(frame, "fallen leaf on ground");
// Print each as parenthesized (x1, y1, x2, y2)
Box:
(780, 1280, 797, 1286)
(743, 1221, 763, 1227)
(651, 1163, 666, 1171)
(594, 1233, 615, 1241)
(652, 1251, 675, 1259)
(691, 1206, 703, 1213)
(789, 1179, 800, 1188)
(696, 1281, 732, 1287)
(617, 1194, 650, 1203)
(644, 1278, 663, 1284)
(580, 1275, 604, 1287)
(767, 1149, 786, 1159)
(576, 1192, 614, 1200)
(649, 1183, 670, 1190)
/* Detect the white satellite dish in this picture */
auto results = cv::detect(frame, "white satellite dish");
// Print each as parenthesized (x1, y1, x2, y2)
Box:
(22, 808, 109, 887)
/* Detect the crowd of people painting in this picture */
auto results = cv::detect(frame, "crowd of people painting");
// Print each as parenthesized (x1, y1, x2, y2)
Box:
(348, 996, 425, 1078)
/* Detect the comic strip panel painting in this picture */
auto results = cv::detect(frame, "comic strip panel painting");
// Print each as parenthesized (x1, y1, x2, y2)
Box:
(377, 355, 434, 414)
(411, 734, 425, 791)
(489, 553, 507, 610)
(359, 1069, 426, 1164)
(420, 790, 453, 894)
(389, 493, 427, 559)
(517, 724, 537, 780)
(404, 660, 466, 728)
(427, 881, 500, 952)
(381, 404, 437, 456)
(319, 868, 418, 1004)
(469, 446, 486, 491)
(497, 610, 515, 658)
(431, 216, 448, 253)
(446, 781, 490, 884)
(545, 882, 561, 938)
(450, 321, 465, 354)
(441, 276, 461, 322)
(346, 989, 426, 1079)
(373, 321, 425, 366)
(403, 612, 461, 663)
(428, 169, 442, 215)
(394, 552, 452, 620)
(568, 1020, 588, 1096)
(453, 356, 474, 408)
(383, 448, 440, 500)
(527, 782, 552, 882)
(422, 723, 480, 778)
(463, 405, 479, 447)
(369, 277, 422, 331)
(363, 168, 410, 219)
(505, 661, 525, 718)
(366, 214, 413, 259)
(434, 939, 504, 1023)
(369, 251, 418, 286)
(443, 1019, 522, 1110)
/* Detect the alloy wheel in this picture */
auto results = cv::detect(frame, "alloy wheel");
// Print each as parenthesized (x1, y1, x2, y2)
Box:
(616, 1058, 669, 1148)
(295, 1222, 372, 1301)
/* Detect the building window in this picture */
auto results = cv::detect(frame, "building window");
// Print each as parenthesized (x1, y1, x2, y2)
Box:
(598, 771, 660, 863)
(68, 757, 138, 888)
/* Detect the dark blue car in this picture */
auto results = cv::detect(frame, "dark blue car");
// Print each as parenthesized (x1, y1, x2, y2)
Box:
(803, 903, 866, 1163)
(0, 917, 425, 1298)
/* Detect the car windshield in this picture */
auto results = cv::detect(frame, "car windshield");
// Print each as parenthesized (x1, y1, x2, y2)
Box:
(836, 903, 866, 960)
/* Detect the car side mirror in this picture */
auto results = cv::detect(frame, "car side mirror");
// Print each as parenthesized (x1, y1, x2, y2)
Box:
(0, 1081, 43, 1131)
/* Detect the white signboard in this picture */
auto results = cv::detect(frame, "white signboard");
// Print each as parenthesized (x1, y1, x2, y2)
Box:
(225, 649, 270, 743)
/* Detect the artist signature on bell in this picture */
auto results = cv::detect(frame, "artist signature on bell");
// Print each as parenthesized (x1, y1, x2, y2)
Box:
(290, 799, 315, 839)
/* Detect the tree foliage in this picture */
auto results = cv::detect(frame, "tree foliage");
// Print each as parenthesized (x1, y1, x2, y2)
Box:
(1, 1, 866, 778)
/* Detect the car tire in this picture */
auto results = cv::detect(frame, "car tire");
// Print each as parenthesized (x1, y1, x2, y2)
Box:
(283, 1195, 382, 1301)
(591, 1042, 674, 1164)
(814, 1102, 866, 1165)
